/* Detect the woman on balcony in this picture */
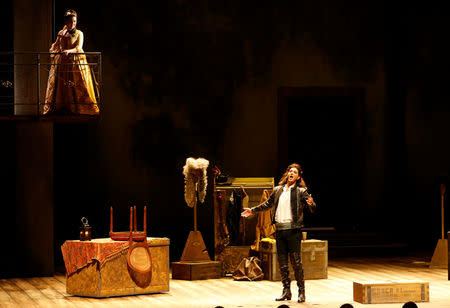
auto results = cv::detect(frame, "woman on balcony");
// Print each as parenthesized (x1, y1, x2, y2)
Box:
(43, 9, 99, 115)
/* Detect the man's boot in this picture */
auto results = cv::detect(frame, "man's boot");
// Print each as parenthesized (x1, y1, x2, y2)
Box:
(275, 254, 291, 301)
(290, 252, 305, 303)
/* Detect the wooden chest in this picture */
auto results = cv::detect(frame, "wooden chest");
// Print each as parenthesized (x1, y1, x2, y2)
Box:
(353, 281, 429, 304)
(301, 239, 328, 279)
(259, 239, 328, 280)
(62, 237, 170, 297)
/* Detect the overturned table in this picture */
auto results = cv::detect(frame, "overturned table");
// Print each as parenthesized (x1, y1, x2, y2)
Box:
(61, 237, 170, 297)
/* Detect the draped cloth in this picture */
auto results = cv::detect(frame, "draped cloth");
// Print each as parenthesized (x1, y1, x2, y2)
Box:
(226, 189, 243, 245)
(61, 238, 128, 276)
(61, 237, 169, 276)
(43, 29, 99, 115)
(253, 189, 275, 251)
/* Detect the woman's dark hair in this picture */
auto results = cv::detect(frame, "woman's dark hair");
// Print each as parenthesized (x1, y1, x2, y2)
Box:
(340, 304, 354, 308)
(278, 163, 306, 187)
(64, 9, 77, 21)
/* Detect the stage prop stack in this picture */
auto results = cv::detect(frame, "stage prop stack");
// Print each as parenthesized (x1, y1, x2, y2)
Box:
(213, 176, 274, 275)
(430, 184, 448, 269)
(171, 157, 221, 280)
(61, 206, 170, 297)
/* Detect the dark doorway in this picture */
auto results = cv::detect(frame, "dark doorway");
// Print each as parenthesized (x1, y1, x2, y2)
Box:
(278, 87, 366, 232)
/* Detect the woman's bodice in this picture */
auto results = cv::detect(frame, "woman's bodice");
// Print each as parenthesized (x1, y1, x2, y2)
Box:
(60, 30, 83, 51)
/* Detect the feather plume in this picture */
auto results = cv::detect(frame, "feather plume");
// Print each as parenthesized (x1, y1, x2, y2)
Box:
(182, 157, 209, 207)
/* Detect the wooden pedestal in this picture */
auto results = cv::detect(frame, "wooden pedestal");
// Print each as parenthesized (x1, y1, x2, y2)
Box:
(430, 238, 448, 269)
(171, 261, 222, 280)
(353, 281, 429, 304)
(259, 239, 328, 281)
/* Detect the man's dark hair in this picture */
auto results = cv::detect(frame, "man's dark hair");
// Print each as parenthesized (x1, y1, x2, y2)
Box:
(278, 163, 307, 187)
(402, 302, 418, 308)
(340, 304, 354, 308)
(276, 305, 290, 308)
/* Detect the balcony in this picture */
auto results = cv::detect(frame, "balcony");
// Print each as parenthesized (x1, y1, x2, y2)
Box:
(0, 52, 102, 122)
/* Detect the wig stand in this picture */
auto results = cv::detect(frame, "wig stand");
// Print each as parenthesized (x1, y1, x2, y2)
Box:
(172, 191, 222, 280)
(430, 184, 448, 268)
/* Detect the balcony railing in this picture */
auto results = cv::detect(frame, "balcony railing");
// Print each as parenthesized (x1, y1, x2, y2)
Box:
(0, 51, 102, 119)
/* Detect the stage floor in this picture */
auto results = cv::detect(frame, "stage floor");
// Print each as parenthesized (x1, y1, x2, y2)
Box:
(1, 256, 449, 308)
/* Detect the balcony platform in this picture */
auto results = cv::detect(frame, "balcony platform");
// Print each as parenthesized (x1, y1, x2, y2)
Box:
(0, 115, 99, 122)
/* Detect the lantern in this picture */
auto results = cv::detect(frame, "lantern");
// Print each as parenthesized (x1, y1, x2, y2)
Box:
(79, 217, 92, 241)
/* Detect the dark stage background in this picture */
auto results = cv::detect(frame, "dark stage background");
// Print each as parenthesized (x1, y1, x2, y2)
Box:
(1, 1, 449, 277)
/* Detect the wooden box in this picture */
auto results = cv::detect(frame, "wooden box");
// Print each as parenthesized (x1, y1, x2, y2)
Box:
(171, 261, 222, 280)
(353, 281, 429, 304)
(215, 245, 252, 275)
(64, 238, 170, 297)
(259, 239, 328, 281)
(302, 239, 328, 279)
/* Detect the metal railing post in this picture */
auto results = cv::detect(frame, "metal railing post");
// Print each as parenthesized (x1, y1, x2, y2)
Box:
(99, 52, 102, 113)
(37, 53, 40, 117)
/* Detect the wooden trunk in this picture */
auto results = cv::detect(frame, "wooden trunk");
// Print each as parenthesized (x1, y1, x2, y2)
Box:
(65, 238, 169, 297)
(216, 245, 252, 275)
(302, 239, 328, 279)
(259, 245, 295, 281)
(353, 281, 429, 304)
(259, 239, 328, 281)
(171, 261, 222, 280)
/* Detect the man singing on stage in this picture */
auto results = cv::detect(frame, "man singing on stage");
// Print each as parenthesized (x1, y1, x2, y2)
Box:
(241, 163, 316, 303)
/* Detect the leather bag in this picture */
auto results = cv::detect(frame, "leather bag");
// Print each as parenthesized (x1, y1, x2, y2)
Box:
(232, 256, 264, 281)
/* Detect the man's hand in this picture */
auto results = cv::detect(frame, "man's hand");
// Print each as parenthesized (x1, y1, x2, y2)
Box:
(241, 208, 253, 218)
(306, 196, 314, 206)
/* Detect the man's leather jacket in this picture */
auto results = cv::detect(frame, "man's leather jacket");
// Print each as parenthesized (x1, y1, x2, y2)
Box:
(250, 184, 316, 229)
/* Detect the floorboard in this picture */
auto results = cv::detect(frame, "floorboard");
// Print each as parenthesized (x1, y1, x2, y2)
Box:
(0, 256, 449, 308)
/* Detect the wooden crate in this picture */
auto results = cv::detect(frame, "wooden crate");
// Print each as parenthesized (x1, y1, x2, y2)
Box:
(259, 239, 328, 281)
(302, 239, 328, 279)
(353, 281, 429, 304)
(171, 261, 222, 280)
(259, 245, 295, 281)
(215, 245, 252, 275)
(65, 238, 170, 297)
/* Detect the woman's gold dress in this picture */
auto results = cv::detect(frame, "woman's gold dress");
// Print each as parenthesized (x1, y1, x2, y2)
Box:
(43, 29, 99, 115)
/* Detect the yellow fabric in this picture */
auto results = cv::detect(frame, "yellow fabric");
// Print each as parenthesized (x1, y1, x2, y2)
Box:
(252, 189, 275, 251)
(242, 188, 249, 209)
(260, 237, 276, 243)
(43, 30, 99, 115)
